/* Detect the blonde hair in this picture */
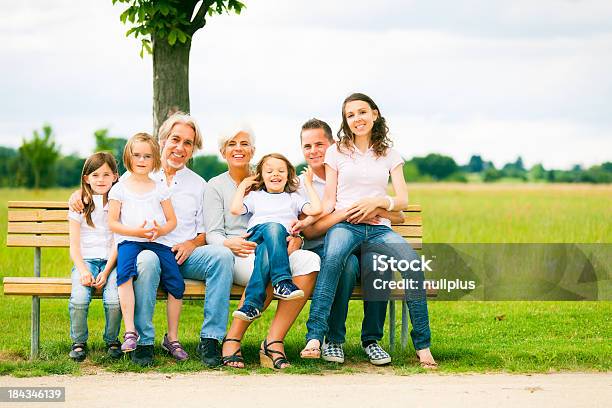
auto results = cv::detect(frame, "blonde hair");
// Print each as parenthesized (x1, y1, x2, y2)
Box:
(158, 111, 202, 151)
(81, 152, 119, 228)
(218, 124, 256, 156)
(252, 153, 299, 193)
(123, 132, 162, 173)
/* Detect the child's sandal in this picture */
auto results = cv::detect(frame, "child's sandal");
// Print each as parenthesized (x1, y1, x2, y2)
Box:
(260, 339, 290, 369)
(121, 331, 139, 353)
(69, 342, 87, 362)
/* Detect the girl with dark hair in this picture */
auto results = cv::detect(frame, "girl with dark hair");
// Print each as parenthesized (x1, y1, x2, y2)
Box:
(299, 93, 437, 369)
(68, 152, 121, 361)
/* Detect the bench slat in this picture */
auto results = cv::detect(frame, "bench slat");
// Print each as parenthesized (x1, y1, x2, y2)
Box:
(3, 277, 436, 298)
(7, 235, 70, 247)
(8, 210, 69, 222)
(8, 222, 69, 234)
(391, 214, 422, 226)
(8, 201, 69, 209)
(393, 226, 423, 237)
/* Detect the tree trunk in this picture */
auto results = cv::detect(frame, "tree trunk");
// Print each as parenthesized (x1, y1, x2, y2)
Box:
(152, 34, 191, 138)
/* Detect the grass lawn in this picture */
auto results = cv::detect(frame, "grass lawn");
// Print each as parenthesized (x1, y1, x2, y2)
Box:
(0, 185, 610, 376)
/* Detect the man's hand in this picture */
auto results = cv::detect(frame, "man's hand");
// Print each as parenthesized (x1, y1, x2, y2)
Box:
(223, 234, 257, 257)
(68, 189, 84, 213)
(172, 240, 197, 265)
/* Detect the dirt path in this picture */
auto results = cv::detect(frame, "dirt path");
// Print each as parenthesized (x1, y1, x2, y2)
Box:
(1, 372, 610, 407)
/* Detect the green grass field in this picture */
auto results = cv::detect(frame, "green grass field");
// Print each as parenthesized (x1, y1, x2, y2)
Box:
(0, 185, 610, 376)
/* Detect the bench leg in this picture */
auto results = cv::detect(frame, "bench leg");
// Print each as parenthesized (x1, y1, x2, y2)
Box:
(31, 296, 40, 360)
(388, 300, 396, 351)
(31, 247, 41, 360)
(401, 301, 409, 349)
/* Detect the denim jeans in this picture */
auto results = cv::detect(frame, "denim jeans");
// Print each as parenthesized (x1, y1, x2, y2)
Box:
(243, 222, 292, 310)
(310, 244, 387, 344)
(69, 259, 121, 344)
(306, 222, 431, 350)
(134, 245, 234, 344)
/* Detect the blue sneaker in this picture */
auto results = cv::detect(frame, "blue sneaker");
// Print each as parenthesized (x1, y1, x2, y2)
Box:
(232, 304, 262, 322)
(273, 280, 304, 300)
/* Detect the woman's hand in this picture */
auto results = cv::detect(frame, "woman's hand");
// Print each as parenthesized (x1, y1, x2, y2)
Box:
(223, 235, 257, 257)
(346, 197, 385, 224)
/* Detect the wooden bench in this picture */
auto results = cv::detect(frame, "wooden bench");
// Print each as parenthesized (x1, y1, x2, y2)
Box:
(4, 201, 427, 359)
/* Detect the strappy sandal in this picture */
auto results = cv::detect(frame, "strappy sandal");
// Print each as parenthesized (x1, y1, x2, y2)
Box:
(260, 339, 290, 369)
(161, 333, 189, 361)
(69, 342, 87, 362)
(300, 339, 321, 359)
(221, 337, 245, 368)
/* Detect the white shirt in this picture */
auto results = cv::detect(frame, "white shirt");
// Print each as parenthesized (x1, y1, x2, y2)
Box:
(242, 190, 308, 233)
(120, 167, 207, 245)
(149, 167, 207, 245)
(108, 180, 173, 247)
(324, 144, 403, 227)
(68, 195, 113, 259)
(297, 173, 325, 250)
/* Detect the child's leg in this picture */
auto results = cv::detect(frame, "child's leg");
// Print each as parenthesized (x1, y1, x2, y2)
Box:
(242, 241, 271, 309)
(148, 243, 185, 339)
(255, 222, 291, 286)
(101, 268, 122, 344)
(118, 278, 136, 333)
(115, 241, 143, 334)
(69, 262, 96, 344)
(166, 294, 183, 342)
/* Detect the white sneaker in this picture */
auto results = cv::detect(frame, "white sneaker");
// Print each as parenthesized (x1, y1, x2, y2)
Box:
(363, 342, 391, 365)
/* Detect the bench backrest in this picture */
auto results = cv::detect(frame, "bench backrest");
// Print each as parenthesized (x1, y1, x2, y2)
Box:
(7, 201, 422, 250)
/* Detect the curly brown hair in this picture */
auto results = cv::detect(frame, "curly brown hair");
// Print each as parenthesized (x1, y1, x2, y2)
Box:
(337, 93, 392, 158)
(252, 153, 299, 193)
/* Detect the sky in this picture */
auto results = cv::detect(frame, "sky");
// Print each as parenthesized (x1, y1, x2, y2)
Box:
(1, 0, 611, 170)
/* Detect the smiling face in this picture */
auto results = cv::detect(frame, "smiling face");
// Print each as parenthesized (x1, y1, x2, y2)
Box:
(261, 157, 288, 193)
(160, 123, 195, 170)
(301, 128, 331, 171)
(84, 162, 117, 195)
(130, 141, 155, 175)
(344, 100, 379, 139)
(223, 131, 254, 169)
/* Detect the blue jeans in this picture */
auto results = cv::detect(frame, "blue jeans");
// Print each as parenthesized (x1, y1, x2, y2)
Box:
(69, 259, 121, 344)
(133, 245, 234, 345)
(243, 222, 292, 310)
(306, 222, 431, 350)
(310, 245, 387, 344)
(117, 241, 185, 299)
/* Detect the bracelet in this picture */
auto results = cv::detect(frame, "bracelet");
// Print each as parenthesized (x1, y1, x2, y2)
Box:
(298, 233, 305, 249)
(385, 195, 394, 211)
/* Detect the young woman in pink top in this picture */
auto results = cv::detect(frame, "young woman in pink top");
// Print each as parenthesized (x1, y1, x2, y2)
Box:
(298, 93, 437, 369)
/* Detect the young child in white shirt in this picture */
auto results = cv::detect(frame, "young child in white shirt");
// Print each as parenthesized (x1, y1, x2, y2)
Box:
(108, 132, 187, 360)
(229, 153, 322, 322)
(68, 152, 122, 362)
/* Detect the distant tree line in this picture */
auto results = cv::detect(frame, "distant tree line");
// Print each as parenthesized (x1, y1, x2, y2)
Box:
(1, 125, 610, 188)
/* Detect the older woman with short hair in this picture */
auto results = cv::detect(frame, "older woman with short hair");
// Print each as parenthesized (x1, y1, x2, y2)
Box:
(204, 126, 319, 369)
